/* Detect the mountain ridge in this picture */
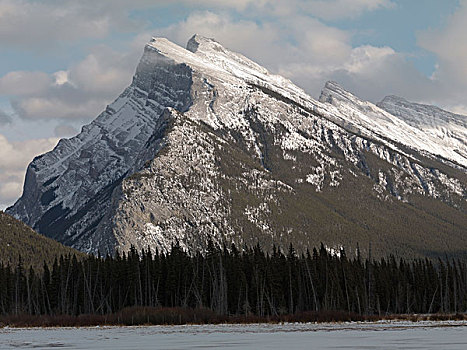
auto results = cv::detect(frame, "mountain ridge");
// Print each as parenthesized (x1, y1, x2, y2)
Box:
(319, 81, 467, 169)
(6, 35, 467, 258)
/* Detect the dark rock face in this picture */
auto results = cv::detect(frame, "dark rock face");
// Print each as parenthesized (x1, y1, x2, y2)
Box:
(7, 39, 195, 252)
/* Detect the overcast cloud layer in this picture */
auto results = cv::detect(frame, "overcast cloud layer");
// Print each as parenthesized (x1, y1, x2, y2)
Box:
(0, 0, 466, 208)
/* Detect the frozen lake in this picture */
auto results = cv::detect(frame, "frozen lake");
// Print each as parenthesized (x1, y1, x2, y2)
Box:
(1, 321, 466, 349)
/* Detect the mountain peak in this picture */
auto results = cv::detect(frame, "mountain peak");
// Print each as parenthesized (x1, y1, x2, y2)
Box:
(377, 93, 467, 145)
(186, 34, 220, 53)
(186, 34, 270, 77)
(379, 95, 407, 104)
(6, 35, 466, 258)
(148, 36, 173, 49)
(377, 94, 467, 121)
(319, 80, 360, 106)
(144, 35, 309, 108)
(323, 80, 343, 90)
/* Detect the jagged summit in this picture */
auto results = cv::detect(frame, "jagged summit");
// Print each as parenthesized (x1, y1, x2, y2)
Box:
(147, 34, 269, 79)
(379, 95, 406, 104)
(186, 34, 205, 51)
(147, 35, 308, 108)
(378, 95, 467, 127)
(322, 80, 346, 91)
(186, 34, 219, 53)
(186, 34, 270, 76)
(377, 95, 467, 166)
(319, 81, 467, 168)
(319, 81, 360, 104)
(6, 35, 466, 258)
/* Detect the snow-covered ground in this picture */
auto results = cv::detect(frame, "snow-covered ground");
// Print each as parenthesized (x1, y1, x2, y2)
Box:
(1, 321, 466, 349)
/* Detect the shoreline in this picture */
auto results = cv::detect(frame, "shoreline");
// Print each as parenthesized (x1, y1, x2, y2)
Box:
(2, 320, 467, 331)
(1, 310, 466, 328)
(3, 320, 466, 350)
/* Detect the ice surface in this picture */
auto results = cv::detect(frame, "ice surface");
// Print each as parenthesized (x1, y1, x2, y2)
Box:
(1, 321, 466, 349)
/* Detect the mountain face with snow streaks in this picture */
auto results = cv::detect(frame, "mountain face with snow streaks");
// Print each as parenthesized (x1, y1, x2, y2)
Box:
(319, 81, 467, 168)
(377, 95, 467, 166)
(7, 35, 467, 258)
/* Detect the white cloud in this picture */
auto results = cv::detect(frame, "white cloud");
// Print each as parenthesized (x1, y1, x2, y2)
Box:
(0, 3, 453, 126)
(416, 0, 467, 109)
(160, 11, 431, 101)
(0, 134, 58, 173)
(0, 181, 21, 206)
(180, 0, 394, 20)
(161, 12, 352, 85)
(0, 0, 395, 50)
(53, 71, 70, 86)
(327, 46, 436, 102)
(0, 0, 108, 47)
(0, 0, 148, 48)
(182, 0, 269, 11)
(1, 0, 464, 140)
(344, 45, 396, 74)
(68, 45, 139, 95)
(0, 133, 58, 209)
(447, 104, 467, 116)
(12, 97, 108, 120)
(1, 45, 140, 121)
(0, 0, 407, 124)
(418, 1, 467, 80)
(161, 11, 284, 67)
(176, 0, 394, 20)
(293, 0, 395, 20)
(0, 71, 52, 96)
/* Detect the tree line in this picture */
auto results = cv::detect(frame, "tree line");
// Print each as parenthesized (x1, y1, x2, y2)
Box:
(1, 242, 466, 317)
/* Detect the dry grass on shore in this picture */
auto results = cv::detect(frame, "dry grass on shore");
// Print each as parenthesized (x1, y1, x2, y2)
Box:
(1, 308, 466, 328)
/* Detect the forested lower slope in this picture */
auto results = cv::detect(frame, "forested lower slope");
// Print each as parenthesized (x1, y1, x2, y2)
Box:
(0, 211, 84, 270)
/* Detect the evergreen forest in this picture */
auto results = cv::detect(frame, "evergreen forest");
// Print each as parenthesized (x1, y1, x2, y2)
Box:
(1, 242, 466, 322)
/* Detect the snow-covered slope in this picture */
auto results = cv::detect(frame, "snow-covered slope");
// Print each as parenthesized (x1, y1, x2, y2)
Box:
(377, 95, 467, 166)
(7, 35, 467, 257)
(319, 81, 467, 168)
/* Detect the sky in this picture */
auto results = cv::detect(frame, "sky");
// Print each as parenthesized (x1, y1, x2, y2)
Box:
(0, 0, 466, 209)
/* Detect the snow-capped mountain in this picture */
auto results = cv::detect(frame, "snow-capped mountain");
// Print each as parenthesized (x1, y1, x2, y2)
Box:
(7, 35, 467, 258)
(377, 95, 467, 166)
(319, 81, 467, 168)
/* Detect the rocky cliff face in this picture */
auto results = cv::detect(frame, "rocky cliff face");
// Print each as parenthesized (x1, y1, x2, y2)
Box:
(7, 35, 467, 258)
